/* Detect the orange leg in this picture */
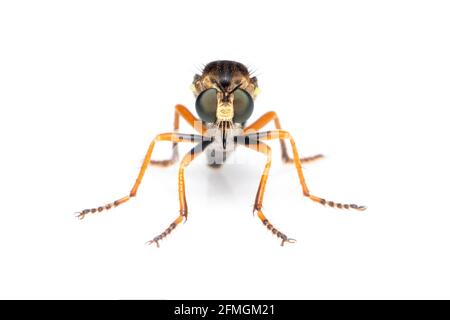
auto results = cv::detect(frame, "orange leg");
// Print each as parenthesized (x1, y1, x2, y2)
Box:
(241, 130, 367, 211)
(242, 141, 296, 246)
(150, 104, 208, 167)
(146, 140, 212, 247)
(76, 133, 207, 219)
(244, 111, 323, 164)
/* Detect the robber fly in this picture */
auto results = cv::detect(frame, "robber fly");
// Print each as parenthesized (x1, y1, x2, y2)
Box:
(76, 60, 366, 247)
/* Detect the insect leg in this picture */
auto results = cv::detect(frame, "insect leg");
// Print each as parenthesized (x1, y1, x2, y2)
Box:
(76, 133, 207, 219)
(150, 104, 208, 167)
(241, 130, 367, 211)
(237, 139, 296, 246)
(146, 140, 212, 247)
(244, 111, 323, 164)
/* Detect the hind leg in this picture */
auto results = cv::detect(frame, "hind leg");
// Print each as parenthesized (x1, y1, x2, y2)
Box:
(244, 111, 323, 164)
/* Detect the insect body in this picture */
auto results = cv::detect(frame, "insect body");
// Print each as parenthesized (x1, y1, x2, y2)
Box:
(76, 60, 366, 247)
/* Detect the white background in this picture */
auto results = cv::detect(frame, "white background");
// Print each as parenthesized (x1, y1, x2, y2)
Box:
(0, 1, 449, 299)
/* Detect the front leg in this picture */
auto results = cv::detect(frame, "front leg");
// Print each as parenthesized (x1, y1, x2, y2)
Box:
(76, 133, 207, 219)
(241, 140, 296, 246)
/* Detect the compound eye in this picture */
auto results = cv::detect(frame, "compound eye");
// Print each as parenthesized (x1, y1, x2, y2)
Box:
(195, 89, 218, 123)
(233, 89, 254, 123)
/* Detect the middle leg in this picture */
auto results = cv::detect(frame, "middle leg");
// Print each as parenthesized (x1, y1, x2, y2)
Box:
(76, 133, 206, 219)
(146, 139, 213, 247)
(240, 130, 367, 211)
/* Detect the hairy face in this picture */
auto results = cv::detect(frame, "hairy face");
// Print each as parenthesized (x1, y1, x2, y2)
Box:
(192, 60, 259, 124)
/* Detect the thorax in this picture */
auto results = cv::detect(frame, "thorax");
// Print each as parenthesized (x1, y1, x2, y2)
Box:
(205, 122, 243, 152)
